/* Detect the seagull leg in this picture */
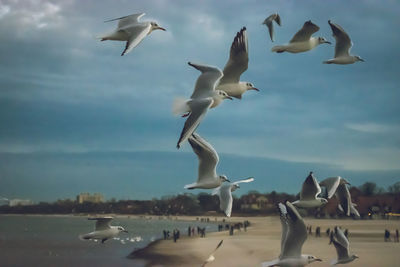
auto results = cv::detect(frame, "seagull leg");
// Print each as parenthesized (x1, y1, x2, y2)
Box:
(181, 112, 190, 118)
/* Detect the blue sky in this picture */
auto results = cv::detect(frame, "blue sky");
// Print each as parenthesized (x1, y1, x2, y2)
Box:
(0, 0, 399, 201)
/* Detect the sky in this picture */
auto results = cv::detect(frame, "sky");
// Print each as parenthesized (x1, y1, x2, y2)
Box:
(0, 0, 399, 202)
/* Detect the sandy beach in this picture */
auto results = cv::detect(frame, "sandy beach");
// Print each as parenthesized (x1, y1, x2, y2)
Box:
(130, 216, 400, 267)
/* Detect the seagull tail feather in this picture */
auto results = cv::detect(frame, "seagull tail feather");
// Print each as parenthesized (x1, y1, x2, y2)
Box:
(172, 97, 190, 116)
(271, 45, 285, 53)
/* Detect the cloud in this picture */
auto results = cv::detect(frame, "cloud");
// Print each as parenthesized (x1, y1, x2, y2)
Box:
(345, 122, 400, 134)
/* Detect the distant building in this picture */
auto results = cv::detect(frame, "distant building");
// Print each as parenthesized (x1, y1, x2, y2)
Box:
(77, 193, 104, 204)
(9, 199, 34, 207)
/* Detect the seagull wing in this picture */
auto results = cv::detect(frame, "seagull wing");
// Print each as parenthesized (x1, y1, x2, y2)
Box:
(280, 201, 307, 259)
(350, 203, 360, 218)
(300, 172, 321, 200)
(188, 133, 219, 184)
(189, 62, 223, 99)
(105, 13, 146, 28)
(233, 177, 254, 185)
(331, 235, 350, 260)
(277, 203, 289, 259)
(290, 20, 320, 43)
(218, 183, 233, 217)
(201, 240, 224, 266)
(335, 184, 351, 216)
(120, 24, 151, 56)
(334, 226, 350, 249)
(177, 98, 213, 148)
(320, 176, 341, 199)
(263, 14, 281, 42)
(89, 217, 113, 231)
(219, 27, 248, 85)
(328, 20, 352, 58)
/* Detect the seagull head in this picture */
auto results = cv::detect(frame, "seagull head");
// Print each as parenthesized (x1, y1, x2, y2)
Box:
(318, 37, 331, 44)
(118, 226, 128, 233)
(216, 90, 233, 100)
(150, 22, 166, 32)
(305, 255, 322, 263)
(244, 82, 259, 92)
(354, 55, 365, 62)
(219, 175, 231, 183)
(351, 254, 359, 260)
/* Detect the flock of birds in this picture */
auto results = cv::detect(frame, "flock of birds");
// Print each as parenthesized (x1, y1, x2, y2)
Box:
(79, 11, 365, 266)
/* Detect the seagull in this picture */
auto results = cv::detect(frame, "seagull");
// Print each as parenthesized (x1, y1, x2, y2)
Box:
(99, 13, 166, 56)
(292, 172, 328, 209)
(215, 27, 259, 99)
(329, 226, 359, 265)
(262, 201, 322, 267)
(184, 133, 230, 189)
(319, 176, 350, 199)
(323, 20, 364, 64)
(335, 183, 360, 218)
(262, 13, 281, 42)
(175, 62, 232, 148)
(79, 217, 128, 243)
(201, 239, 224, 266)
(212, 177, 254, 217)
(271, 20, 330, 53)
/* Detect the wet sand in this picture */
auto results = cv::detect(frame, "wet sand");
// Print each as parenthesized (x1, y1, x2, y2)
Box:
(129, 216, 400, 267)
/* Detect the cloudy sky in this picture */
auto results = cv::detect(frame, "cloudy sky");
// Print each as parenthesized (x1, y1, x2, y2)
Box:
(0, 0, 399, 201)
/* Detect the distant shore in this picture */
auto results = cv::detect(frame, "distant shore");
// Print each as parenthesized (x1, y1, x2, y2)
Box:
(127, 216, 400, 267)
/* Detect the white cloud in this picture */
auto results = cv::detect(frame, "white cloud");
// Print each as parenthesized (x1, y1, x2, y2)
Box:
(345, 122, 400, 133)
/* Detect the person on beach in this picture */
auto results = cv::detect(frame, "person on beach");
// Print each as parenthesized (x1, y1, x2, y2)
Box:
(229, 225, 234, 236)
(385, 229, 391, 242)
(308, 225, 312, 235)
(163, 230, 167, 240)
(188, 226, 191, 237)
(326, 228, 331, 236)
(316, 226, 321, 237)
(173, 230, 177, 242)
(395, 229, 399, 242)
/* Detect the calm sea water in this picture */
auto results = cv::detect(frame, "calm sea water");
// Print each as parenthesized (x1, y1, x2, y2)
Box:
(0, 215, 218, 267)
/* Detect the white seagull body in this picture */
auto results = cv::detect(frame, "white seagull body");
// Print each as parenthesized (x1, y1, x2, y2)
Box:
(262, 201, 322, 267)
(184, 133, 230, 190)
(216, 27, 258, 99)
(335, 183, 359, 217)
(319, 176, 350, 199)
(262, 13, 281, 42)
(175, 62, 232, 148)
(79, 217, 128, 243)
(292, 172, 328, 209)
(271, 20, 330, 53)
(323, 20, 364, 64)
(330, 226, 359, 265)
(100, 13, 166, 56)
(201, 239, 224, 266)
(212, 177, 254, 217)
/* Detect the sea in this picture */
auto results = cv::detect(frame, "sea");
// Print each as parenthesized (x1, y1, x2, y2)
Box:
(0, 215, 218, 267)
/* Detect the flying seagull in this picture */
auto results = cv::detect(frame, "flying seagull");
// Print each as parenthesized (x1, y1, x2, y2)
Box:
(330, 226, 359, 265)
(216, 27, 259, 99)
(262, 13, 281, 42)
(319, 176, 350, 199)
(100, 13, 166, 56)
(184, 133, 230, 190)
(201, 239, 224, 266)
(79, 217, 128, 243)
(212, 177, 254, 217)
(271, 20, 330, 53)
(175, 62, 232, 148)
(323, 20, 364, 64)
(292, 172, 328, 209)
(335, 183, 360, 218)
(262, 201, 322, 267)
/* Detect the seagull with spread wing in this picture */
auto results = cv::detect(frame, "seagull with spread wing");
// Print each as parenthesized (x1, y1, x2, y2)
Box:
(319, 176, 350, 199)
(271, 20, 330, 53)
(262, 13, 281, 42)
(323, 20, 364, 64)
(216, 27, 258, 99)
(329, 226, 359, 265)
(292, 172, 328, 209)
(79, 217, 128, 243)
(201, 240, 224, 266)
(99, 13, 166, 56)
(184, 133, 230, 190)
(212, 177, 254, 217)
(175, 62, 232, 148)
(262, 201, 322, 267)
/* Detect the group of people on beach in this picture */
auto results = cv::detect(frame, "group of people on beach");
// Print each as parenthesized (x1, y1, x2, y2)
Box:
(384, 229, 399, 242)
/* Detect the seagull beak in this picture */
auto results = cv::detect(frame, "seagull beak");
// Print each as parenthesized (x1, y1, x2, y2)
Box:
(315, 258, 322, 262)
(360, 58, 365, 62)
(123, 230, 128, 233)
(158, 27, 166, 31)
(251, 87, 259, 91)
(226, 179, 231, 183)
(325, 41, 332, 44)
(226, 96, 233, 100)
